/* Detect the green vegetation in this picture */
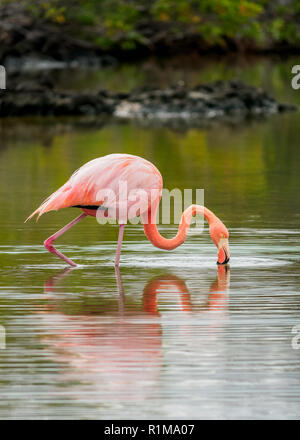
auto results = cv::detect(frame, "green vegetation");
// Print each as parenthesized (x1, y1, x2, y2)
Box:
(4, 0, 300, 51)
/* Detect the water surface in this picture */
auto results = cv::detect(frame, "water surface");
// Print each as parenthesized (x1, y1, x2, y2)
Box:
(0, 56, 300, 419)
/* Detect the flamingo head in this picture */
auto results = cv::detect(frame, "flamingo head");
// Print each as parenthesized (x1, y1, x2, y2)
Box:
(209, 220, 230, 265)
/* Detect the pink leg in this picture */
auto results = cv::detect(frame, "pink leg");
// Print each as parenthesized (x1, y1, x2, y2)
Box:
(44, 267, 75, 294)
(115, 266, 125, 315)
(115, 224, 125, 267)
(44, 213, 87, 267)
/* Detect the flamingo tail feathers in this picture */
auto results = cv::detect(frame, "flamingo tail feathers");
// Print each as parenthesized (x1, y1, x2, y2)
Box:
(25, 209, 41, 223)
(24, 188, 69, 222)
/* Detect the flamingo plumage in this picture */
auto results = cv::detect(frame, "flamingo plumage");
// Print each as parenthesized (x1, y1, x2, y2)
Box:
(26, 153, 230, 267)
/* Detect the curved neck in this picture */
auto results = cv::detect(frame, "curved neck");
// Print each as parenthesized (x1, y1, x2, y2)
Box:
(142, 204, 216, 250)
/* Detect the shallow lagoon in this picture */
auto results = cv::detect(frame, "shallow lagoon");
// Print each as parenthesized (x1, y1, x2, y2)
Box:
(0, 56, 300, 419)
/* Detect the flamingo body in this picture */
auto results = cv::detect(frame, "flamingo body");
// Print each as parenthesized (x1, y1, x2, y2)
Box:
(27, 153, 230, 267)
(27, 154, 162, 221)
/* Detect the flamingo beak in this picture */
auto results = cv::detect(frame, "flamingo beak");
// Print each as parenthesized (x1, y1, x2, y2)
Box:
(217, 237, 230, 265)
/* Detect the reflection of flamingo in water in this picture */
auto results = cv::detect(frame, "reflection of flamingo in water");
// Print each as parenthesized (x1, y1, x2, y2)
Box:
(44, 266, 230, 316)
(41, 268, 230, 403)
(142, 265, 230, 317)
(40, 267, 231, 401)
(26, 154, 230, 267)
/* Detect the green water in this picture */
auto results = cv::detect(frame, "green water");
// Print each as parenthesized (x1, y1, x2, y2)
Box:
(0, 56, 300, 419)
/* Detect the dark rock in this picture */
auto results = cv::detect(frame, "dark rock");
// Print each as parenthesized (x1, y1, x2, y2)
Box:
(113, 80, 297, 125)
(278, 103, 298, 112)
(0, 3, 117, 66)
(0, 78, 297, 124)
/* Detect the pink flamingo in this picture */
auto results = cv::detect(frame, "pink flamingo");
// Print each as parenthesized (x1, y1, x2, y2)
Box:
(26, 153, 230, 267)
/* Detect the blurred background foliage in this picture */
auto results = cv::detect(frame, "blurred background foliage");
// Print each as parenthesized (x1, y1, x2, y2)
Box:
(4, 0, 300, 51)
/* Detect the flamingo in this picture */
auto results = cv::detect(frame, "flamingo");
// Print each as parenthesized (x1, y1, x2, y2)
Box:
(26, 153, 230, 267)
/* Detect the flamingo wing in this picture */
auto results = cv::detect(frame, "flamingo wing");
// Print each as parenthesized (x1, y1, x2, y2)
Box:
(26, 154, 163, 221)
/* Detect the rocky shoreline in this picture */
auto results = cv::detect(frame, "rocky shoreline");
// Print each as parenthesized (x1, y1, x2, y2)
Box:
(1, 2, 299, 67)
(0, 77, 297, 126)
(113, 81, 297, 124)
(0, 3, 109, 64)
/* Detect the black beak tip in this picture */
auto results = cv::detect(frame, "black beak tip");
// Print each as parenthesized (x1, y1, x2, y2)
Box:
(217, 247, 230, 265)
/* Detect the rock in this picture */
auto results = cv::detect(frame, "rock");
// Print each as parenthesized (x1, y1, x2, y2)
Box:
(0, 3, 117, 67)
(113, 81, 297, 124)
(0, 76, 116, 117)
(0, 77, 297, 124)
